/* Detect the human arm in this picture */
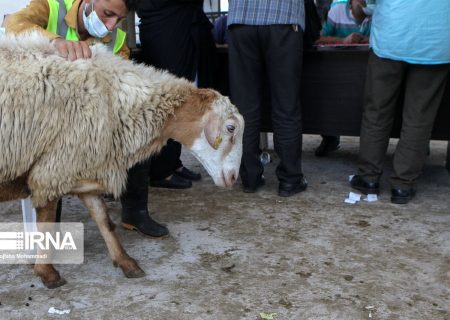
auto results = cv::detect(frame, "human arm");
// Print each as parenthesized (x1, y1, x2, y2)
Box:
(316, 32, 368, 44)
(317, 15, 369, 45)
(5, 0, 93, 60)
(4, 0, 58, 40)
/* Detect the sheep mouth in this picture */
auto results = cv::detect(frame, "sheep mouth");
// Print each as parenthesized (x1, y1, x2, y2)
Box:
(220, 170, 229, 188)
(221, 170, 238, 188)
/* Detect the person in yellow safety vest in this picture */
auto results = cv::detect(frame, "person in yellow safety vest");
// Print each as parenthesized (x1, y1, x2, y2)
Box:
(5, 0, 170, 238)
(5, 0, 131, 60)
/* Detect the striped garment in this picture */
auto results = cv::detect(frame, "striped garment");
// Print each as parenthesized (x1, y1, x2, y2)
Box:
(321, 2, 371, 37)
(227, 0, 305, 31)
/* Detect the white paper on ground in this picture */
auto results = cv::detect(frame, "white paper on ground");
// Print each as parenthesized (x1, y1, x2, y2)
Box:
(48, 307, 71, 315)
(348, 192, 362, 202)
(344, 198, 357, 204)
(364, 194, 378, 202)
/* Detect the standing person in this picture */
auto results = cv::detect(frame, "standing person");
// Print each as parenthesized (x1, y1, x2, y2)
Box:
(227, 0, 307, 197)
(137, 0, 216, 190)
(350, 0, 450, 204)
(5, 0, 169, 237)
(314, 0, 372, 157)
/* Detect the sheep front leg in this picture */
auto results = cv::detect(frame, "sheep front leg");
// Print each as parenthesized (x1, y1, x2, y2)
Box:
(78, 194, 145, 278)
(34, 200, 67, 289)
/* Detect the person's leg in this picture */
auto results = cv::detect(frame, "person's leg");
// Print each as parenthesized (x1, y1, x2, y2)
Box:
(390, 63, 450, 201)
(121, 158, 169, 237)
(149, 140, 192, 189)
(263, 25, 305, 196)
(315, 135, 340, 157)
(228, 25, 265, 191)
(446, 141, 450, 174)
(150, 140, 181, 181)
(356, 52, 406, 183)
(139, 22, 199, 187)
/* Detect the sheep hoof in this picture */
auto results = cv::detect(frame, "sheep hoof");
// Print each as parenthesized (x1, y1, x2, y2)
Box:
(35, 264, 66, 289)
(43, 277, 67, 289)
(124, 266, 146, 278)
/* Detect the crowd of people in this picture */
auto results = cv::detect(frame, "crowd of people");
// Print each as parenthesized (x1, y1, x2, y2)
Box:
(3, 0, 449, 238)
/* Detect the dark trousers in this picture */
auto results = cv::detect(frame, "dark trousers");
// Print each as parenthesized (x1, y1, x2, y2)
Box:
(139, 23, 195, 181)
(140, 19, 216, 181)
(358, 51, 450, 188)
(122, 158, 151, 206)
(149, 140, 182, 180)
(447, 142, 450, 173)
(228, 24, 304, 187)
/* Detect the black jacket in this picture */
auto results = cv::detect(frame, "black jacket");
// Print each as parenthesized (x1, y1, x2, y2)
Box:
(137, 0, 215, 85)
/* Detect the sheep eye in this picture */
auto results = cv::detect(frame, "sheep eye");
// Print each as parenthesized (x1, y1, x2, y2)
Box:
(226, 124, 235, 133)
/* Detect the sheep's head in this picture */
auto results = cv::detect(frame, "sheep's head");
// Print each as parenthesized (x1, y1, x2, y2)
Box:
(167, 89, 244, 188)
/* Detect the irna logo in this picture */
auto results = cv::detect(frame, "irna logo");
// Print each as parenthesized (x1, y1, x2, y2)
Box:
(25, 232, 77, 250)
(0, 231, 77, 251)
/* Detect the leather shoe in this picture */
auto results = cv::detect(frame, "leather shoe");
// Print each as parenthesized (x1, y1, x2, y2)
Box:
(278, 176, 308, 197)
(350, 175, 379, 195)
(391, 188, 416, 204)
(150, 174, 192, 189)
(243, 177, 265, 193)
(315, 136, 340, 157)
(122, 209, 169, 238)
(175, 166, 201, 181)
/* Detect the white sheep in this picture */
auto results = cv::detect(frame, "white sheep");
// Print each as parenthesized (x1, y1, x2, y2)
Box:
(0, 32, 244, 288)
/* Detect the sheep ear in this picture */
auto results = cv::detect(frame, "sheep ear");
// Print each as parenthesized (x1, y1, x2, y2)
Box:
(204, 113, 222, 150)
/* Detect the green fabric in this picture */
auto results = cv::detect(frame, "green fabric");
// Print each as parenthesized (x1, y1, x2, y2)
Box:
(63, 0, 78, 40)
(46, 0, 79, 40)
(113, 28, 126, 54)
(46, 0, 58, 34)
(65, 27, 79, 40)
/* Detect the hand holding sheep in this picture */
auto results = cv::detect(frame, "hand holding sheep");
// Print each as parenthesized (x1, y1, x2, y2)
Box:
(52, 37, 92, 61)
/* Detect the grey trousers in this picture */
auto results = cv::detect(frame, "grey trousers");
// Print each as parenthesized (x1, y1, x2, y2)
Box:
(358, 51, 449, 189)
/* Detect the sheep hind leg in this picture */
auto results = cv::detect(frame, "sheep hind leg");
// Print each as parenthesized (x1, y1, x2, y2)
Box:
(78, 194, 145, 278)
(33, 200, 67, 289)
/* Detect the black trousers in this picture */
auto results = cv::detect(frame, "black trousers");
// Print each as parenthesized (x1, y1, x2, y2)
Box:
(358, 51, 450, 189)
(139, 21, 215, 180)
(228, 24, 304, 187)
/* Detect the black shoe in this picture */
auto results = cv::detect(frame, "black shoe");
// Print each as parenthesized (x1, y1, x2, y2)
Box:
(243, 177, 265, 193)
(315, 136, 340, 157)
(391, 188, 416, 204)
(278, 177, 308, 197)
(350, 175, 379, 195)
(122, 209, 169, 238)
(150, 174, 192, 189)
(121, 160, 168, 237)
(175, 167, 201, 181)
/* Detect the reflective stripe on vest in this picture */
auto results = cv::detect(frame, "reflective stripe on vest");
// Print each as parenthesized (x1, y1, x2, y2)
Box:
(46, 0, 126, 54)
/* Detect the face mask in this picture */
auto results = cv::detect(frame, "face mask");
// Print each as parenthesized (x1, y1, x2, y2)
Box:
(82, 0, 110, 38)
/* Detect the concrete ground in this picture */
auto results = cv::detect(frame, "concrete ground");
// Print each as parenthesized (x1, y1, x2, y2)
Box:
(0, 135, 449, 320)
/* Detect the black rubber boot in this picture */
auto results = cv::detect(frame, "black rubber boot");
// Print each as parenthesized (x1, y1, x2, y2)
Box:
(121, 159, 169, 238)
